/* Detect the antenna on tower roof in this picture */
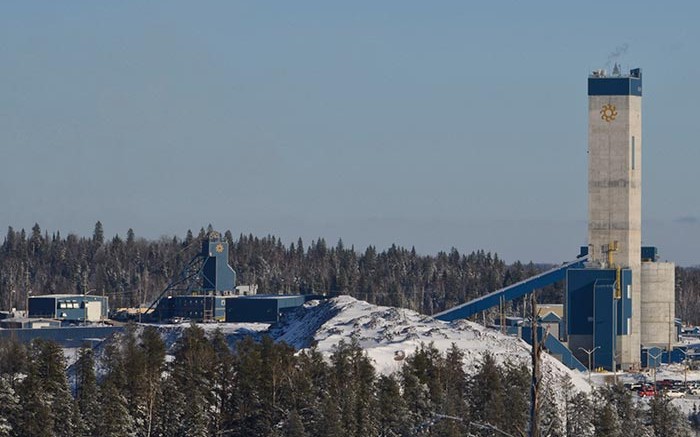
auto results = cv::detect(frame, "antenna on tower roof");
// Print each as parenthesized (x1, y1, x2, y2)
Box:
(612, 63, 621, 77)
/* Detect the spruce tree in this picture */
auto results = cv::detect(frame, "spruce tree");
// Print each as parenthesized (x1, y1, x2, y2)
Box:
(21, 340, 77, 437)
(468, 351, 505, 433)
(648, 393, 692, 437)
(376, 374, 410, 437)
(593, 402, 622, 437)
(0, 377, 19, 437)
(434, 344, 469, 437)
(501, 359, 529, 435)
(565, 391, 594, 437)
(74, 346, 100, 437)
(151, 376, 186, 437)
(172, 324, 216, 437)
(141, 326, 165, 437)
(286, 409, 307, 437)
(99, 381, 136, 437)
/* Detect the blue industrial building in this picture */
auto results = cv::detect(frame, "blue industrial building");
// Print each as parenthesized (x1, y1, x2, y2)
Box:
(225, 295, 307, 323)
(565, 267, 632, 370)
(148, 232, 316, 323)
(28, 294, 109, 322)
(149, 231, 238, 321)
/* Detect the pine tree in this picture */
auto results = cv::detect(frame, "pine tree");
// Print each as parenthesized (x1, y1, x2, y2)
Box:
(75, 346, 100, 436)
(434, 344, 469, 437)
(141, 326, 165, 437)
(540, 383, 564, 437)
(565, 391, 593, 437)
(172, 324, 215, 437)
(376, 374, 410, 437)
(16, 340, 77, 437)
(286, 409, 307, 437)
(293, 348, 332, 437)
(151, 376, 186, 437)
(329, 339, 379, 437)
(501, 359, 529, 436)
(593, 402, 622, 437)
(468, 351, 505, 433)
(99, 381, 136, 437)
(648, 393, 692, 437)
(597, 383, 651, 437)
(0, 377, 19, 437)
(92, 221, 104, 246)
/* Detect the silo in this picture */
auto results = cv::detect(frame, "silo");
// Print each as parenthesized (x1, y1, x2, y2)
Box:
(640, 262, 675, 347)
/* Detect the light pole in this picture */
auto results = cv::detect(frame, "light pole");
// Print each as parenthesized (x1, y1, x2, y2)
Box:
(613, 351, 622, 385)
(648, 349, 663, 393)
(579, 346, 601, 384)
(677, 348, 691, 388)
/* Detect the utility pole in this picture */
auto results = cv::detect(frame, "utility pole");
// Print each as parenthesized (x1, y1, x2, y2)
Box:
(579, 346, 600, 384)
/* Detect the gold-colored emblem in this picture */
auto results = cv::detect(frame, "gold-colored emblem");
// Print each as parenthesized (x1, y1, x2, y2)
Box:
(215, 243, 224, 253)
(600, 104, 618, 122)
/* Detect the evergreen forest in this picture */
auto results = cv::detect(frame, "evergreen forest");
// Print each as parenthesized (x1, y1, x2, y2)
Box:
(2, 223, 700, 324)
(0, 325, 696, 437)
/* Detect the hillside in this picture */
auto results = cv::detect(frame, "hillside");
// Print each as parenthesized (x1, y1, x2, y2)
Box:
(148, 296, 591, 393)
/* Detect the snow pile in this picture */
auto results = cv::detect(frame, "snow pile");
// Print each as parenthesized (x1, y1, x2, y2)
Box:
(68, 295, 591, 395)
(275, 296, 591, 392)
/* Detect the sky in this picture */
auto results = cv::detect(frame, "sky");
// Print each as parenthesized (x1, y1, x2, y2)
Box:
(1, 1, 699, 265)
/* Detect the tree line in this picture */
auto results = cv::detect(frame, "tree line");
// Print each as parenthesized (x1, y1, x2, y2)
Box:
(0, 326, 695, 437)
(0, 223, 559, 317)
(1, 223, 699, 323)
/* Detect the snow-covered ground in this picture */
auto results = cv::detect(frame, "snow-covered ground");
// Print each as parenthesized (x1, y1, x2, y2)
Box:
(65, 296, 592, 395)
(274, 296, 591, 392)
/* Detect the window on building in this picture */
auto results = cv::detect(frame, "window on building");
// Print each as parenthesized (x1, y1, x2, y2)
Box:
(631, 136, 636, 170)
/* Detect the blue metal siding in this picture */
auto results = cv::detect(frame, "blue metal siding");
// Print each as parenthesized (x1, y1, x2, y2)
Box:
(226, 299, 279, 323)
(566, 268, 631, 338)
(200, 239, 236, 292)
(566, 269, 599, 335)
(225, 295, 306, 323)
(588, 77, 642, 96)
(28, 295, 109, 321)
(617, 270, 632, 335)
(28, 298, 56, 318)
(165, 296, 227, 320)
(588, 69, 642, 96)
(593, 280, 616, 370)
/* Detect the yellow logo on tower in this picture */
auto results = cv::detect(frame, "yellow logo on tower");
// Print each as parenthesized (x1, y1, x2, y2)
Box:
(600, 104, 618, 122)
(215, 243, 224, 253)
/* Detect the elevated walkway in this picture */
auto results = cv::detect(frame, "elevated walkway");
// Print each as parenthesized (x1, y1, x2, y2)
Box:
(433, 256, 588, 321)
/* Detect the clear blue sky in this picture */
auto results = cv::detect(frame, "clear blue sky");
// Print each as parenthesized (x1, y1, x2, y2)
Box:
(2, 1, 699, 265)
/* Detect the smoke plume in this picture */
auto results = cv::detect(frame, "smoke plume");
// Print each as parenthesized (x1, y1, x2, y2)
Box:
(606, 43, 629, 68)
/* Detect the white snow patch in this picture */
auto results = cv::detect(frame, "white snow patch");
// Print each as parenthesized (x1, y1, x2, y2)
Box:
(276, 296, 591, 394)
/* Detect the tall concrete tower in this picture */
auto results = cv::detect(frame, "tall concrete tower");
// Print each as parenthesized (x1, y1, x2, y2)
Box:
(587, 67, 642, 368)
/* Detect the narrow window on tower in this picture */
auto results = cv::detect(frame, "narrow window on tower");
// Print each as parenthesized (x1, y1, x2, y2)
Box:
(631, 136, 636, 170)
